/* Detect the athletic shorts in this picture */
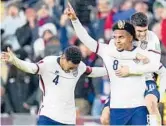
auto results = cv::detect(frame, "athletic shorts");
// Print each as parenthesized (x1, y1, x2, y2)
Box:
(37, 115, 74, 125)
(110, 106, 148, 125)
(144, 80, 160, 102)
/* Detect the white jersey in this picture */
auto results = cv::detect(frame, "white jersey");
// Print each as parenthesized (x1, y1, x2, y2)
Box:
(108, 31, 166, 99)
(36, 56, 87, 124)
(97, 44, 146, 108)
(109, 31, 161, 80)
(71, 19, 160, 108)
(136, 31, 161, 53)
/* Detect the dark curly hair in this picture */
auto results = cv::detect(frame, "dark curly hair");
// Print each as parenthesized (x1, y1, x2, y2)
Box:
(63, 46, 82, 64)
(130, 12, 148, 27)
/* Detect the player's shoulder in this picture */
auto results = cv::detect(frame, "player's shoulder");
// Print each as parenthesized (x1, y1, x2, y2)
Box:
(78, 61, 86, 70)
(134, 46, 147, 53)
(43, 55, 59, 60)
(41, 56, 59, 64)
(147, 30, 159, 42)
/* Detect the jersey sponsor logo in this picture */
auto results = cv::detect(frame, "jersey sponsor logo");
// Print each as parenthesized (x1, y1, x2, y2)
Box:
(55, 70, 59, 74)
(140, 40, 148, 50)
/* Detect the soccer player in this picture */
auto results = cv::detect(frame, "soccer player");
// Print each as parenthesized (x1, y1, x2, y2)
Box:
(65, 3, 160, 125)
(1, 46, 107, 125)
(101, 12, 166, 125)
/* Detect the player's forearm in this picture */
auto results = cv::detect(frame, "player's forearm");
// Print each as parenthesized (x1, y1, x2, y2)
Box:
(129, 51, 160, 74)
(158, 67, 166, 100)
(71, 19, 98, 52)
(88, 67, 107, 77)
(129, 63, 159, 75)
(10, 54, 38, 74)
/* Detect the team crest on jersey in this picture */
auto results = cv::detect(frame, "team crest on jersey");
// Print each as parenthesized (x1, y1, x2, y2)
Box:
(140, 40, 148, 50)
(72, 69, 78, 77)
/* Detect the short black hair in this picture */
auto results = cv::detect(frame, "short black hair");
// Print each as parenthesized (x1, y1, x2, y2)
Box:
(112, 20, 137, 40)
(130, 12, 148, 27)
(63, 46, 82, 64)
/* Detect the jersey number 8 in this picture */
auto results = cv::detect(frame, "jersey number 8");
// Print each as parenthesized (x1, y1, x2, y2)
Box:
(113, 60, 119, 70)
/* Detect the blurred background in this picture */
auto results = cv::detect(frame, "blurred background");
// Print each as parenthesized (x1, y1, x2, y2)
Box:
(0, 0, 166, 125)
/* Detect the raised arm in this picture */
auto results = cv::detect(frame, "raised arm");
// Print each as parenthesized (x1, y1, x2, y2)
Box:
(64, 2, 98, 53)
(1, 47, 38, 74)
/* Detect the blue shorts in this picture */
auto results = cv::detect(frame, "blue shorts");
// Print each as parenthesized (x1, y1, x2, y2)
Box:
(37, 115, 74, 125)
(144, 80, 160, 102)
(110, 106, 148, 125)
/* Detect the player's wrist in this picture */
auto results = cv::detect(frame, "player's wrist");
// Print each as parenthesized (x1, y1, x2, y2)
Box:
(71, 16, 77, 21)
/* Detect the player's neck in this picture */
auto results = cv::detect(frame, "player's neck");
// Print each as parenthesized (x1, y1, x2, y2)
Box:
(126, 45, 134, 51)
(59, 57, 63, 69)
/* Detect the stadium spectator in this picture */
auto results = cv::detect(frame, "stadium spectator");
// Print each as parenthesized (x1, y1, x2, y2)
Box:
(33, 23, 57, 59)
(16, 7, 39, 47)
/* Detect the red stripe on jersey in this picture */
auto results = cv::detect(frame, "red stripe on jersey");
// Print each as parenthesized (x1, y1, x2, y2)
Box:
(38, 60, 44, 64)
(35, 64, 39, 74)
(39, 75, 45, 96)
(95, 43, 99, 54)
(85, 66, 92, 75)
(103, 64, 111, 82)
(37, 93, 44, 115)
(159, 65, 163, 70)
(148, 50, 161, 55)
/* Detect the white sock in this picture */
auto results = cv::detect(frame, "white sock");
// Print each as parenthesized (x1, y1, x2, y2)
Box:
(147, 114, 159, 126)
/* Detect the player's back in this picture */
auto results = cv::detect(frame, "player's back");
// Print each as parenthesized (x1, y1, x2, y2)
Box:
(37, 56, 86, 124)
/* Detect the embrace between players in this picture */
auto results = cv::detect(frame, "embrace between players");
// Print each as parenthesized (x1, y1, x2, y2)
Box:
(1, 2, 166, 126)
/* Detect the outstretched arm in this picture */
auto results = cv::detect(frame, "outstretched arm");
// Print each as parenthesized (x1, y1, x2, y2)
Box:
(1, 47, 38, 74)
(88, 67, 108, 77)
(84, 66, 107, 77)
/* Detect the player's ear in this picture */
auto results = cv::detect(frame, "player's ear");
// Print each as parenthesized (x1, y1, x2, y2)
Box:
(61, 54, 65, 59)
(61, 54, 66, 60)
(129, 35, 133, 43)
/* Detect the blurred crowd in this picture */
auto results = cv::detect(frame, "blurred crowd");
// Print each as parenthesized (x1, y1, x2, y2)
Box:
(0, 0, 166, 122)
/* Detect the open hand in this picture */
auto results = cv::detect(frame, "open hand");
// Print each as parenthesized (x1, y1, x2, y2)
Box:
(136, 53, 149, 64)
(115, 66, 129, 77)
(1, 47, 14, 63)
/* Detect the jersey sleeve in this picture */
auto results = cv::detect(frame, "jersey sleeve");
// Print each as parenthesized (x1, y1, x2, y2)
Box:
(87, 67, 108, 77)
(148, 31, 161, 53)
(72, 19, 107, 56)
(129, 49, 160, 74)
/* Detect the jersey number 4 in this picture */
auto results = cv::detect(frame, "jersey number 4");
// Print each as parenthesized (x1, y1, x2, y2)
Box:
(113, 60, 119, 70)
(53, 75, 59, 85)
